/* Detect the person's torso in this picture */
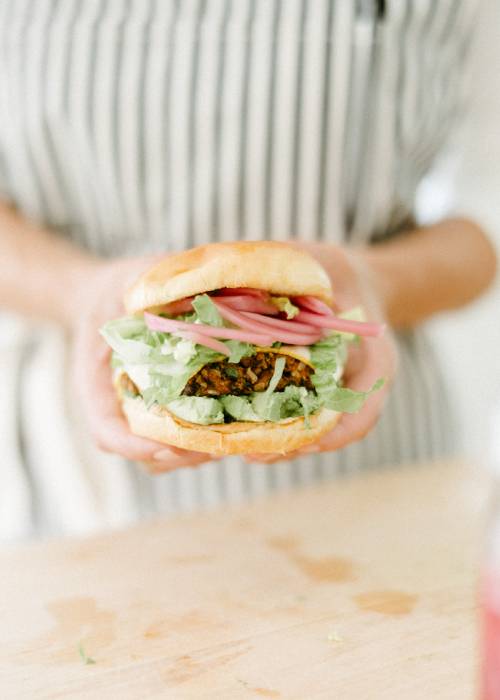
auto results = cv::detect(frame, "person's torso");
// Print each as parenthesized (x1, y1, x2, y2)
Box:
(0, 0, 478, 255)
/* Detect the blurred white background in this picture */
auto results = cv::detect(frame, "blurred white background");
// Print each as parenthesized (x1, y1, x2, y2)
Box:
(423, 0, 500, 459)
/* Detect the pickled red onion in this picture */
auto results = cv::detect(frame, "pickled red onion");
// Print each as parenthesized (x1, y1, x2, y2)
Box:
(214, 295, 278, 315)
(144, 312, 274, 345)
(294, 295, 334, 316)
(296, 310, 385, 337)
(174, 331, 230, 356)
(240, 311, 318, 333)
(213, 301, 322, 345)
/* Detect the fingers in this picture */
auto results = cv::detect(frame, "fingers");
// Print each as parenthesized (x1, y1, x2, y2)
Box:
(86, 367, 213, 467)
(87, 386, 213, 467)
(74, 323, 159, 458)
(306, 338, 392, 453)
(139, 448, 216, 475)
(248, 334, 397, 463)
(89, 403, 214, 471)
(312, 398, 384, 453)
(73, 323, 214, 470)
(299, 335, 395, 454)
(246, 398, 383, 465)
(244, 452, 288, 465)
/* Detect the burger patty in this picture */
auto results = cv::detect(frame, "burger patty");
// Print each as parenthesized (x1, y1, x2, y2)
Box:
(182, 352, 313, 397)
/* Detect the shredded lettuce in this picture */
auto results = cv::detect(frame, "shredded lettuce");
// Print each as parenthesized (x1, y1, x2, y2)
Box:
(101, 305, 384, 426)
(143, 344, 221, 407)
(101, 304, 254, 406)
(280, 386, 320, 428)
(309, 333, 346, 371)
(224, 340, 255, 363)
(221, 395, 262, 422)
(269, 385, 320, 426)
(247, 355, 286, 420)
(266, 356, 286, 394)
(142, 376, 190, 408)
(310, 333, 384, 413)
(172, 338, 197, 364)
(167, 396, 224, 424)
(271, 296, 299, 319)
(251, 391, 282, 421)
(100, 317, 156, 364)
(222, 387, 320, 423)
(313, 375, 385, 413)
(191, 294, 224, 326)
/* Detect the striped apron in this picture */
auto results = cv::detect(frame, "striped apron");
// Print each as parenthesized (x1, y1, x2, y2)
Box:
(0, 0, 478, 538)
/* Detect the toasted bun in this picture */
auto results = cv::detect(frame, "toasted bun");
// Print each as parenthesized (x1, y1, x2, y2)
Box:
(125, 241, 333, 314)
(116, 380, 340, 456)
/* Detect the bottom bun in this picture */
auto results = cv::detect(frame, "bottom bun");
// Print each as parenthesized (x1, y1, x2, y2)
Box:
(119, 393, 341, 456)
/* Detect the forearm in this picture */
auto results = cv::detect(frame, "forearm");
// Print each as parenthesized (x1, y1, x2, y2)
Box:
(358, 218, 497, 328)
(0, 202, 102, 327)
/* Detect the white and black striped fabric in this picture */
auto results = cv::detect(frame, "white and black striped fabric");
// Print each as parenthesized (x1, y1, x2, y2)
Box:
(0, 0, 478, 538)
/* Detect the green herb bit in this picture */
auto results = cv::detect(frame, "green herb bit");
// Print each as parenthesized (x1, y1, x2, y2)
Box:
(78, 641, 96, 665)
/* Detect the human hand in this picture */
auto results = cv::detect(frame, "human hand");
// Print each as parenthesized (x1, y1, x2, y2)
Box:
(71, 256, 216, 474)
(245, 242, 398, 464)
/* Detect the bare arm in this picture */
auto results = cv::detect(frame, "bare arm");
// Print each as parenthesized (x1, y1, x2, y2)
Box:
(0, 201, 214, 471)
(2, 202, 496, 467)
(250, 218, 497, 462)
(0, 202, 102, 326)
(359, 218, 497, 328)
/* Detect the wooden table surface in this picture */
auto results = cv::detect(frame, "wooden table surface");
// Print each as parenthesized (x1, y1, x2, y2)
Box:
(0, 461, 488, 700)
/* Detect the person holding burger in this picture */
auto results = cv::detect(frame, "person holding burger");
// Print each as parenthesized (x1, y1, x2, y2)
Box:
(0, 0, 496, 536)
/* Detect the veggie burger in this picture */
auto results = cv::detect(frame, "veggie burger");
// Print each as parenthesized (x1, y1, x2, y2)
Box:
(101, 242, 384, 455)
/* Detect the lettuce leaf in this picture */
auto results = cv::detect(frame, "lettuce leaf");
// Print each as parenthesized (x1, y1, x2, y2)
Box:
(309, 333, 346, 372)
(100, 317, 155, 364)
(220, 395, 262, 422)
(172, 338, 197, 364)
(166, 396, 224, 424)
(279, 385, 320, 427)
(251, 391, 283, 421)
(101, 305, 384, 424)
(313, 376, 385, 413)
(142, 376, 189, 408)
(248, 355, 287, 419)
(224, 340, 255, 363)
(144, 345, 222, 406)
(266, 355, 286, 394)
(191, 294, 224, 326)
(310, 333, 383, 413)
(222, 386, 320, 423)
(163, 388, 320, 425)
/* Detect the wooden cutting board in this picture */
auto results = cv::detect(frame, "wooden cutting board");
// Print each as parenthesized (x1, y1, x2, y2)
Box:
(0, 461, 488, 699)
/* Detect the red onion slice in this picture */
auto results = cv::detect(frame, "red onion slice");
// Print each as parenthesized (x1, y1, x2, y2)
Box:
(144, 312, 274, 345)
(240, 311, 319, 334)
(175, 331, 231, 356)
(296, 310, 385, 337)
(213, 301, 322, 345)
(294, 295, 334, 316)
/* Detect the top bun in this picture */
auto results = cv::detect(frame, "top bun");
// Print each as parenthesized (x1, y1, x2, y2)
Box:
(125, 241, 334, 314)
